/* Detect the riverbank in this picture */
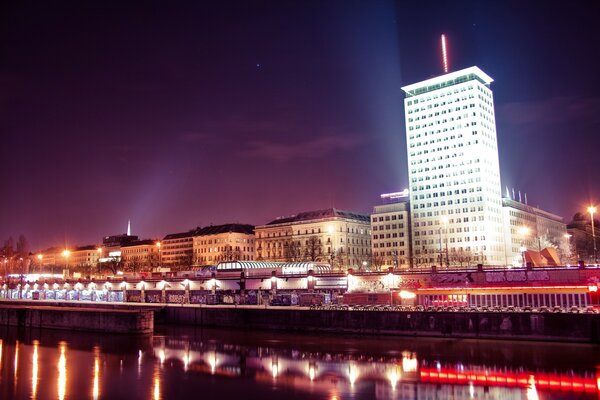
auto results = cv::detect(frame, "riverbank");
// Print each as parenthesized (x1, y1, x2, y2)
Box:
(2, 299, 600, 342)
(161, 305, 600, 343)
(0, 303, 153, 334)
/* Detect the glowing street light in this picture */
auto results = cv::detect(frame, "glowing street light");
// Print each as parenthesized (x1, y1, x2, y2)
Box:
(36, 254, 43, 272)
(62, 249, 70, 270)
(588, 206, 597, 264)
(156, 242, 162, 267)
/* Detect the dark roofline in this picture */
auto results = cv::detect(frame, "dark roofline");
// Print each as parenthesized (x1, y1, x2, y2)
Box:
(121, 239, 157, 248)
(194, 223, 255, 236)
(75, 245, 98, 251)
(263, 208, 370, 226)
(162, 229, 198, 240)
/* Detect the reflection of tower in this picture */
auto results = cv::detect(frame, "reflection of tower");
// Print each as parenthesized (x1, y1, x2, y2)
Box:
(127, 220, 131, 236)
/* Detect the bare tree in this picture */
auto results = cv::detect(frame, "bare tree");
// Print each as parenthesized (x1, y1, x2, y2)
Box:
(284, 240, 302, 262)
(370, 254, 385, 271)
(303, 236, 322, 262)
(16, 235, 29, 257)
(449, 249, 474, 268)
(101, 255, 123, 276)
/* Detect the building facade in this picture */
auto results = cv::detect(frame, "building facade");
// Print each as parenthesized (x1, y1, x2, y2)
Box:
(502, 198, 568, 266)
(69, 245, 100, 269)
(371, 193, 411, 270)
(255, 208, 371, 270)
(402, 66, 505, 267)
(567, 213, 599, 265)
(120, 240, 159, 271)
(193, 224, 255, 265)
(161, 230, 196, 268)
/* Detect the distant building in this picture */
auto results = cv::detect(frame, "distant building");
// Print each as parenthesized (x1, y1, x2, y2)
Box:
(36, 247, 60, 269)
(69, 245, 101, 269)
(371, 193, 411, 270)
(121, 239, 159, 271)
(193, 224, 255, 265)
(402, 67, 506, 266)
(161, 229, 196, 268)
(255, 208, 371, 270)
(501, 198, 567, 267)
(567, 213, 599, 264)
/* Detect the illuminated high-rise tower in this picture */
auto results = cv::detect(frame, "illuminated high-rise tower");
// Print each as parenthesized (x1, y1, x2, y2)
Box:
(401, 67, 505, 267)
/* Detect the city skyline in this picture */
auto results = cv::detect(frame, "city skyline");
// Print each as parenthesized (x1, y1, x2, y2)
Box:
(1, 1, 599, 250)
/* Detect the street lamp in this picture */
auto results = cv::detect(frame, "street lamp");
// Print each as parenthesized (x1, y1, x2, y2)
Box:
(62, 249, 70, 273)
(518, 227, 530, 268)
(588, 206, 597, 264)
(326, 225, 335, 270)
(156, 242, 162, 269)
(441, 216, 449, 268)
(36, 254, 43, 272)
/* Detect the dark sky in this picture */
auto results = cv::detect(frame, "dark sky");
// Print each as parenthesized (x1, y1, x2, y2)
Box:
(1, 1, 599, 250)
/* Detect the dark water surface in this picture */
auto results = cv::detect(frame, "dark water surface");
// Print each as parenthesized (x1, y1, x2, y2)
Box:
(1, 325, 599, 399)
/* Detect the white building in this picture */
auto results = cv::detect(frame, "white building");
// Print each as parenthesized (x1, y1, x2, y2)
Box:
(193, 224, 255, 265)
(402, 66, 505, 267)
(371, 192, 411, 270)
(255, 208, 371, 271)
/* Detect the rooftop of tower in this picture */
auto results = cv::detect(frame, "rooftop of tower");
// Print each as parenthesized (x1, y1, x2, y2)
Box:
(401, 66, 493, 97)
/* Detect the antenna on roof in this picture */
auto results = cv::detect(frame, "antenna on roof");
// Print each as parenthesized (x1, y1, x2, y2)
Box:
(440, 34, 449, 73)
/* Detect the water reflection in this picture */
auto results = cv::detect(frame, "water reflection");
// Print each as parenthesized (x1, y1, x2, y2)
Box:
(92, 346, 100, 400)
(31, 340, 39, 399)
(0, 326, 599, 399)
(57, 342, 66, 400)
(153, 364, 161, 400)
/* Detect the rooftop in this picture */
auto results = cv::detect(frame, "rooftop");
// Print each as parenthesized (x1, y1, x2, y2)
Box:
(401, 66, 493, 97)
(121, 239, 157, 248)
(195, 224, 254, 236)
(264, 208, 370, 226)
(163, 229, 198, 241)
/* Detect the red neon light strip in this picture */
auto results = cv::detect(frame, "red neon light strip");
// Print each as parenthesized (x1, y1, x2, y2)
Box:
(419, 368, 598, 392)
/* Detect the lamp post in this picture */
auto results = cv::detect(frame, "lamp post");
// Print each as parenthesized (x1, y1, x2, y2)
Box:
(441, 216, 449, 268)
(327, 225, 335, 271)
(156, 241, 162, 270)
(518, 227, 530, 268)
(588, 206, 597, 264)
(62, 249, 70, 276)
(438, 224, 443, 268)
(96, 247, 103, 277)
(36, 254, 43, 273)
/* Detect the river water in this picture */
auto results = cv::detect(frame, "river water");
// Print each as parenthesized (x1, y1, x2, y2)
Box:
(0, 325, 598, 399)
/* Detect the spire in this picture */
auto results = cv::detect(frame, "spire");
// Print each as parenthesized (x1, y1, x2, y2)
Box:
(440, 34, 449, 73)
(127, 220, 131, 236)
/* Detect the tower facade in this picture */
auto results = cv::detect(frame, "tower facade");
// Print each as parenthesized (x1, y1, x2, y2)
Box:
(401, 66, 505, 267)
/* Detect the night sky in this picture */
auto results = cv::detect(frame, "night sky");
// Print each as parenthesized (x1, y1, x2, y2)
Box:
(1, 1, 599, 250)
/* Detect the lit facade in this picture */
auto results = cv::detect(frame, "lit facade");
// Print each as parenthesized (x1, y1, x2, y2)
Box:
(192, 224, 255, 265)
(121, 240, 159, 270)
(402, 66, 505, 267)
(255, 208, 371, 270)
(567, 213, 598, 264)
(69, 245, 100, 268)
(502, 198, 568, 266)
(161, 230, 195, 267)
(371, 195, 411, 270)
